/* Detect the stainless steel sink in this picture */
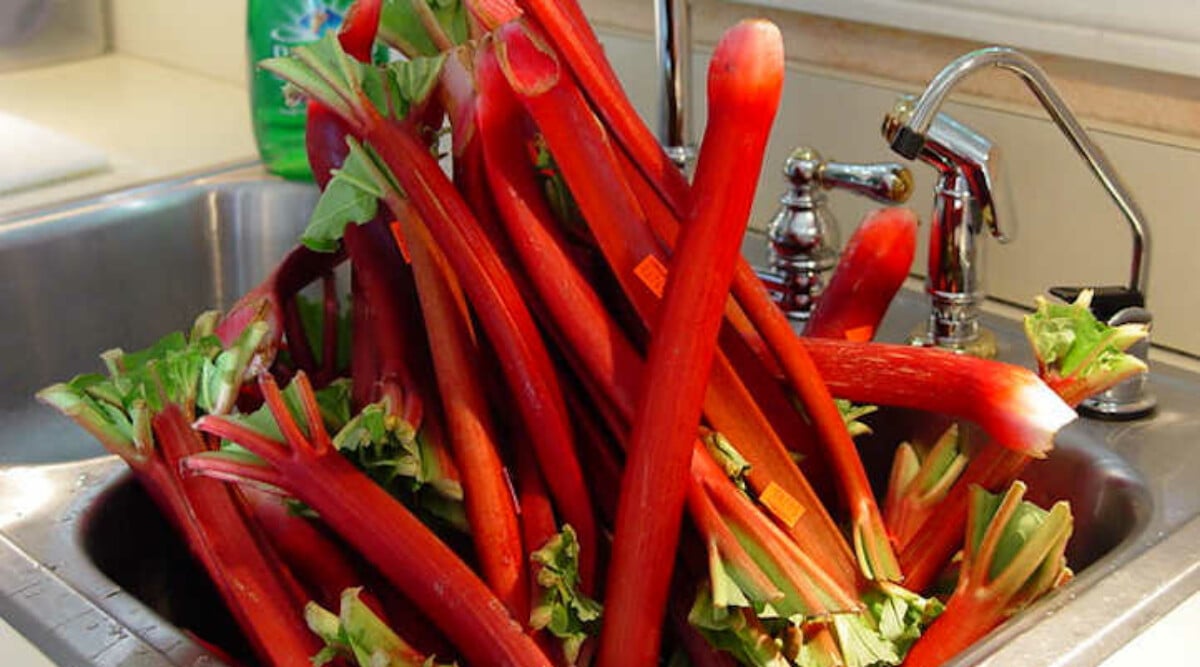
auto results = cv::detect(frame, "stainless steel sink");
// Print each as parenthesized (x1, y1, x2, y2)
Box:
(1, 165, 1199, 666)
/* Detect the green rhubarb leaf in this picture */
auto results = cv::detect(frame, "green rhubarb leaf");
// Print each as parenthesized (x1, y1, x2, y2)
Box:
(335, 402, 422, 482)
(787, 586, 942, 667)
(332, 398, 466, 532)
(36, 381, 137, 458)
(886, 424, 966, 516)
(38, 311, 263, 462)
(385, 55, 447, 118)
(688, 584, 789, 667)
(312, 378, 354, 433)
(301, 132, 418, 253)
(836, 399, 878, 438)
(89, 314, 228, 418)
(1023, 291, 1147, 390)
(198, 320, 269, 416)
(261, 33, 360, 121)
(830, 613, 900, 667)
(304, 601, 347, 666)
(862, 584, 943, 658)
(964, 482, 1074, 609)
(968, 483, 1073, 586)
(266, 28, 447, 124)
(530, 525, 603, 663)
(378, 0, 468, 57)
(305, 588, 447, 667)
(792, 638, 839, 667)
(709, 544, 755, 610)
(304, 140, 386, 252)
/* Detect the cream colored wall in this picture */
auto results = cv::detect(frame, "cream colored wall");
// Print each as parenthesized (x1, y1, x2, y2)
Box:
(107, 0, 248, 85)
(102, 0, 1200, 357)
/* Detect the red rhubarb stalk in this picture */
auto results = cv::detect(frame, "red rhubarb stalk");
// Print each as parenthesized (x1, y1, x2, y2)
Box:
(361, 118, 598, 595)
(388, 191, 529, 621)
(192, 373, 553, 667)
(339, 0, 382, 62)
(475, 40, 644, 422)
(38, 325, 323, 666)
(803, 338, 1076, 457)
(596, 20, 784, 667)
(154, 405, 322, 665)
(261, 39, 599, 591)
(492, 17, 856, 590)
(215, 244, 345, 385)
(512, 0, 693, 215)
(478, 37, 845, 579)
(722, 264, 910, 580)
(239, 483, 381, 614)
(804, 206, 918, 342)
(342, 221, 426, 424)
(305, 0, 380, 186)
(899, 445, 1029, 591)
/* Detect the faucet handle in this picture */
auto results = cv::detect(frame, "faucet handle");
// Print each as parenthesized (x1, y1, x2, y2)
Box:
(793, 147, 914, 204)
(759, 147, 913, 321)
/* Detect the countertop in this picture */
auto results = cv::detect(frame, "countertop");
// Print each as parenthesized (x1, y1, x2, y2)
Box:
(2, 52, 1199, 666)
(0, 53, 256, 219)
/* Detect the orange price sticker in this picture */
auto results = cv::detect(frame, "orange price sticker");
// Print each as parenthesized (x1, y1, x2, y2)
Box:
(633, 254, 668, 298)
(758, 481, 805, 529)
(843, 324, 875, 343)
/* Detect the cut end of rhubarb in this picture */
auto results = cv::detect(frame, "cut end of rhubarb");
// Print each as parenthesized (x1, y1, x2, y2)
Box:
(993, 374, 1077, 458)
(469, 0, 523, 31)
(495, 21, 561, 97)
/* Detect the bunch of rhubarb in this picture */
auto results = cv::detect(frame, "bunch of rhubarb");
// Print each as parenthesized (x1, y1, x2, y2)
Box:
(37, 1, 1152, 666)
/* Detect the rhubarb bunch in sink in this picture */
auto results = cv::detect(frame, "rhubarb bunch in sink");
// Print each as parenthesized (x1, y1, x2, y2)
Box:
(36, 1, 1149, 666)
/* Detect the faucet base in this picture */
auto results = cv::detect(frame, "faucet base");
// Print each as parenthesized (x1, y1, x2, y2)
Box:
(907, 324, 998, 358)
(909, 295, 998, 358)
(1078, 391, 1157, 421)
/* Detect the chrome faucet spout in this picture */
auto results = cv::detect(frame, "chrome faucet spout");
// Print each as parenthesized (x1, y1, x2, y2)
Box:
(884, 46, 1150, 296)
(654, 0, 695, 168)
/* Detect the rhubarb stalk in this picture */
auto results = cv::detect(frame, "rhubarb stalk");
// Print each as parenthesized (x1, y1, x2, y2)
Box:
(903, 482, 1073, 666)
(596, 19, 784, 666)
(262, 35, 598, 590)
(191, 373, 553, 667)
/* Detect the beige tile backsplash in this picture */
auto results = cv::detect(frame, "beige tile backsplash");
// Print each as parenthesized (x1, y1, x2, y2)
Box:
(104, 0, 1200, 357)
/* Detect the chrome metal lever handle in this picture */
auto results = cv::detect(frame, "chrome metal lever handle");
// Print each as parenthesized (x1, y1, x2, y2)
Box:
(812, 152, 914, 205)
(760, 147, 912, 321)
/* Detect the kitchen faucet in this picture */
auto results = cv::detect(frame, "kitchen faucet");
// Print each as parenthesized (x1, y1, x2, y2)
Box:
(883, 46, 1154, 415)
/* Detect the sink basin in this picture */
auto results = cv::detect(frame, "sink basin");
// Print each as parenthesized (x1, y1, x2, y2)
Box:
(2, 165, 1199, 666)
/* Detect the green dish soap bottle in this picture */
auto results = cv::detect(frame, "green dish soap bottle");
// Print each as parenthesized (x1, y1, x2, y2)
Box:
(247, 0, 354, 180)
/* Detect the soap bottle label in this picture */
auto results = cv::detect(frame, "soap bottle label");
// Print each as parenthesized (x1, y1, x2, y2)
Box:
(248, 0, 353, 181)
